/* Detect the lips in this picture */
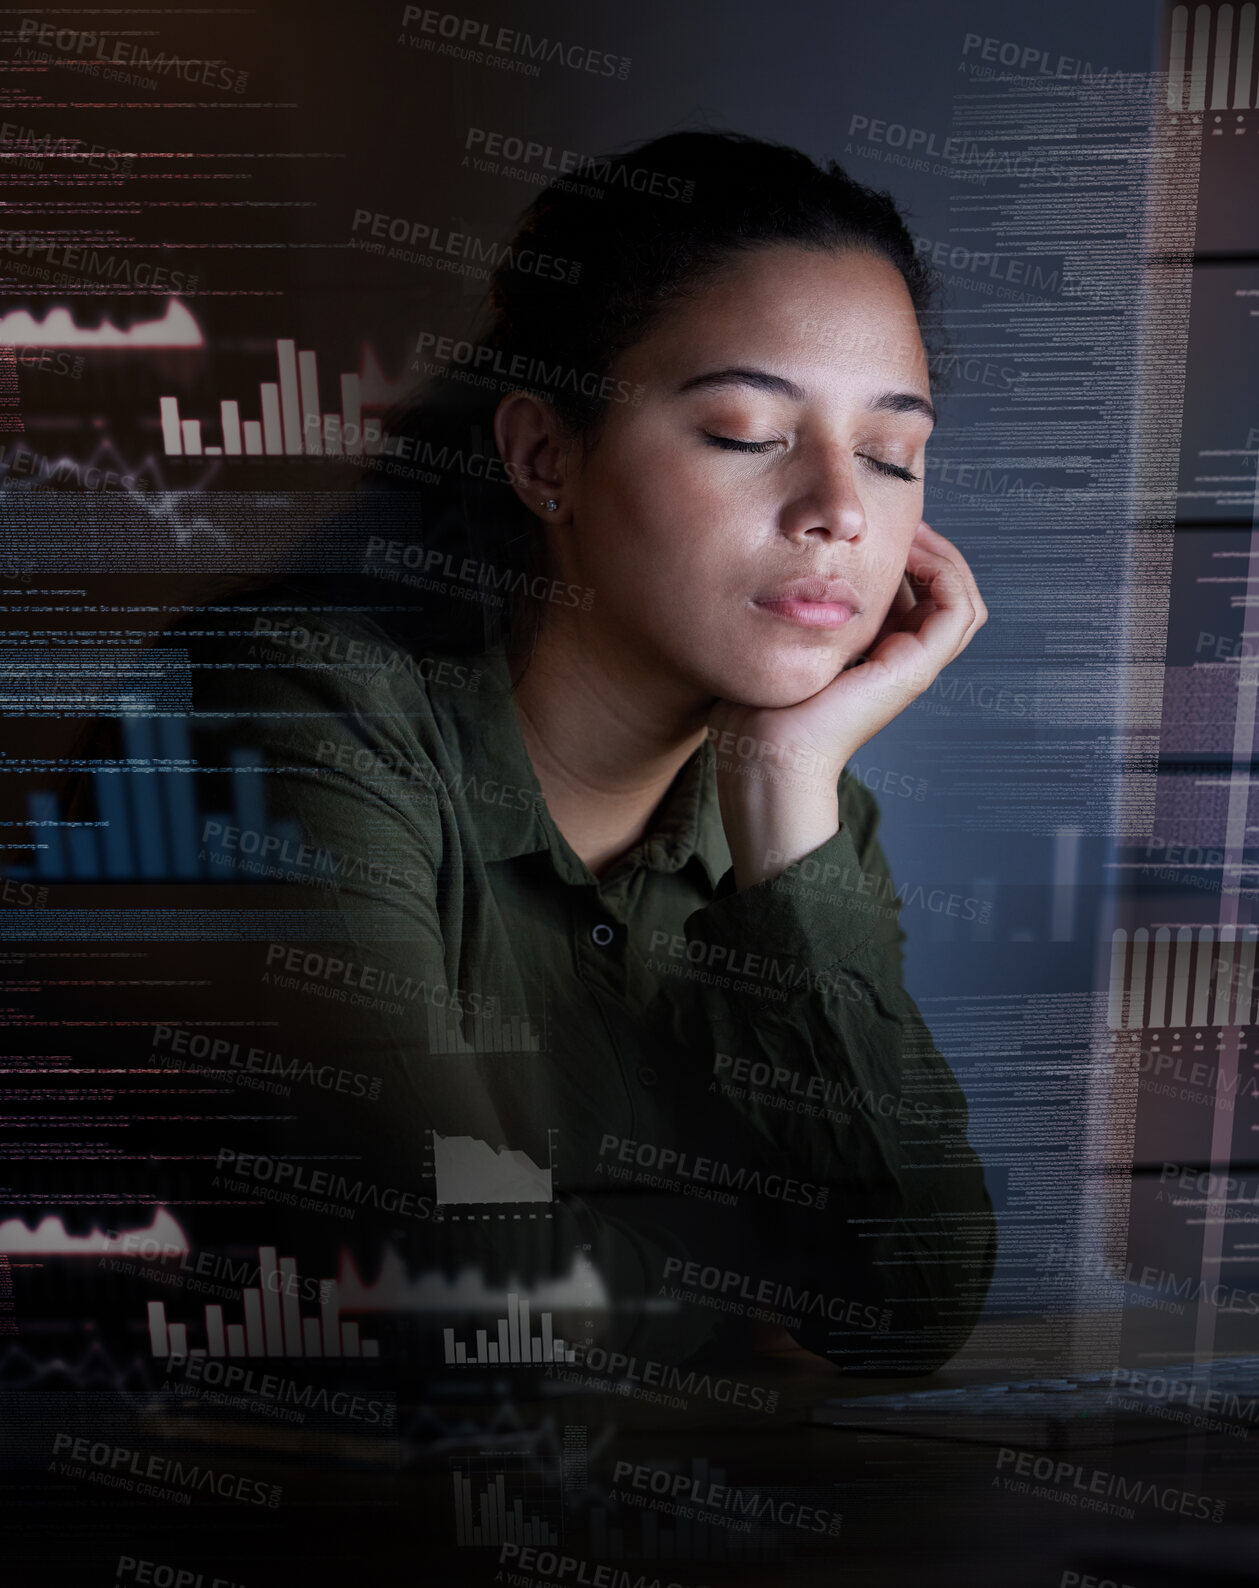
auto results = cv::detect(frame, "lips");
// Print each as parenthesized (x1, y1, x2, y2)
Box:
(752, 576, 862, 629)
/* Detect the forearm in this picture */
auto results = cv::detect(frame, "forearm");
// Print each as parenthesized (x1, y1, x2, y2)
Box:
(680, 789, 996, 1370)
(718, 774, 840, 890)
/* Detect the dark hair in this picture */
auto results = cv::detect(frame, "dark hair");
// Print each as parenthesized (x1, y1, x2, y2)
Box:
(284, 128, 941, 665)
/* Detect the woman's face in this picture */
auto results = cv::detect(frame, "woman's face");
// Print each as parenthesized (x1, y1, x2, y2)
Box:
(544, 244, 934, 709)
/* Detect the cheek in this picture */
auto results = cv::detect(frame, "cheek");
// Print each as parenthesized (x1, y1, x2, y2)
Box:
(865, 498, 922, 588)
(594, 447, 742, 572)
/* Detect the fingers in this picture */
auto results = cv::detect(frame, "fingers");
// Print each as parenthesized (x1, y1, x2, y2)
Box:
(862, 572, 917, 662)
(889, 571, 917, 623)
(907, 521, 987, 656)
(902, 549, 978, 669)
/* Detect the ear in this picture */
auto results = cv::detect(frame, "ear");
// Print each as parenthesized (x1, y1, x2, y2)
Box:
(493, 390, 574, 524)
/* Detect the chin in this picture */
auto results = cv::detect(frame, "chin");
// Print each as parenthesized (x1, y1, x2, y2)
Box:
(710, 651, 845, 710)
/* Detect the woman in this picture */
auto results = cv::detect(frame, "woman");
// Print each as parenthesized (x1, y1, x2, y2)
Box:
(164, 129, 996, 1381)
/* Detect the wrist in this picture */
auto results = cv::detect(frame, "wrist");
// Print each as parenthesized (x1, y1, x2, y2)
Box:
(718, 777, 840, 890)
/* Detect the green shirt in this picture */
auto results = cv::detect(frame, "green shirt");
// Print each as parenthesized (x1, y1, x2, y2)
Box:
(178, 597, 996, 1375)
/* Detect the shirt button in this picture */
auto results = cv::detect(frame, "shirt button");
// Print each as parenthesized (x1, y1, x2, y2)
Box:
(637, 1066, 658, 1087)
(591, 922, 615, 947)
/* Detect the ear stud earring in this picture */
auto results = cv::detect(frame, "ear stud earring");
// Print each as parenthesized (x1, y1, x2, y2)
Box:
(539, 498, 559, 512)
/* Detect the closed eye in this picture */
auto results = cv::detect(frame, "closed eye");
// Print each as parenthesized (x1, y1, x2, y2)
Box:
(702, 431, 920, 482)
(701, 431, 781, 454)
(860, 455, 919, 483)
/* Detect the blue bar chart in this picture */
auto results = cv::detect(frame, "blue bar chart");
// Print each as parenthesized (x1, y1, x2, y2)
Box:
(147, 1244, 379, 1359)
(12, 714, 303, 882)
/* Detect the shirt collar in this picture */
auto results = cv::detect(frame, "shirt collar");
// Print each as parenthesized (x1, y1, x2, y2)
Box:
(436, 641, 730, 891)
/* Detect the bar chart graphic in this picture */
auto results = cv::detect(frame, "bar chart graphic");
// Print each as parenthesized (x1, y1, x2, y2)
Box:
(10, 713, 303, 882)
(146, 1244, 379, 1360)
(1166, 2, 1259, 112)
(432, 1131, 553, 1205)
(426, 998, 545, 1053)
(1108, 925, 1259, 1029)
(450, 1456, 561, 1547)
(586, 1457, 787, 1562)
(159, 338, 393, 458)
(442, 1292, 577, 1367)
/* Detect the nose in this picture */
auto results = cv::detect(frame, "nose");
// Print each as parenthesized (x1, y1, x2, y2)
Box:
(778, 442, 867, 546)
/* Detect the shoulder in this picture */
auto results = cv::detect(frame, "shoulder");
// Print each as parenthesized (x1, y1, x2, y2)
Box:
(161, 588, 494, 759)
(160, 590, 506, 839)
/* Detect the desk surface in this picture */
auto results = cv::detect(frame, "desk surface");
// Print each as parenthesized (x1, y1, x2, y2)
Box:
(10, 1312, 1259, 1588)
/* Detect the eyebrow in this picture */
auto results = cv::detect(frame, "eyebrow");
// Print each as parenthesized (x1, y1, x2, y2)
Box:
(870, 389, 937, 426)
(674, 366, 936, 427)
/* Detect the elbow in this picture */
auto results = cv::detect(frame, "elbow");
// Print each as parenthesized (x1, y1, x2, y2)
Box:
(828, 1185, 999, 1379)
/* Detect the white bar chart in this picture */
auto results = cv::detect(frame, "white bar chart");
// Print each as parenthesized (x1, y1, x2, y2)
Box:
(146, 1244, 380, 1358)
(159, 339, 384, 458)
(451, 1463, 558, 1547)
(442, 1292, 576, 1366)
